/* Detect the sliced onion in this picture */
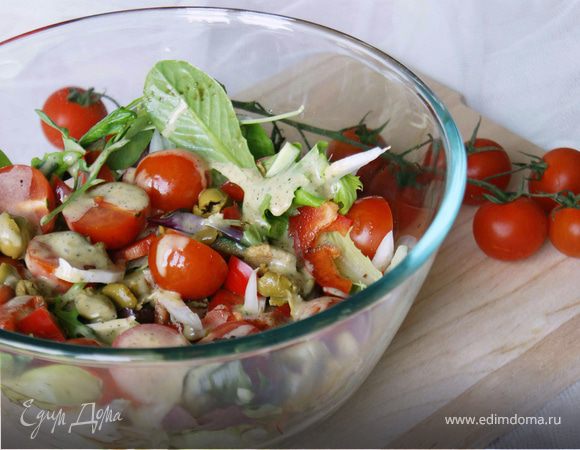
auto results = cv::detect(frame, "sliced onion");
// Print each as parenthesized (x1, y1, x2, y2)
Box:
(371, 230, 394, 272)
(325, 146, 390, 179)
(386, 245, 409, 273)
(149, 211, 243, 242)
(244, 268, 265, 316)
(151, 290, 203, 331)
(54, 258, 124, 284)
(322, 287, 348, 298)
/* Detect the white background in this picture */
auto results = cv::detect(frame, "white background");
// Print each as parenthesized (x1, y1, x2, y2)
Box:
(2, 0, 580, 151)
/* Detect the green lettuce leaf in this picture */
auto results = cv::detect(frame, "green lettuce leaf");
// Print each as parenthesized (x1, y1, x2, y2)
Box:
(143, 60, 256, 169)
(0, 150, 12, 168)
(332, 174, 362, 214)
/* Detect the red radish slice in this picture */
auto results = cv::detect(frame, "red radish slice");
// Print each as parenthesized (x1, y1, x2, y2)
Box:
(111, 324, 189, 405)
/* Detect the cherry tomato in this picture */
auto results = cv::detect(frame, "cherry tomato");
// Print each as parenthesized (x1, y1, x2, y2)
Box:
(346, 196, 393, 258)
(549, 207, 580, 257)
(0, 165, 56, 233)
(224, 256, 254, 297)
(66, 338, 102, 346)
(464, 139, 512, 205)
(327, 127, 387, 187)
(112, 233, 155, 262)
(41, 87, 108, 149)
(221, 181, 244, 202)
(149, 232, 227, 299)
(62, 182, 150, 250)
(50, 174, 73, 205)
(288, 202, 339, 256)
(473, 197, 548, 260)
(528, 148, 580, 211)
(79, 150, 116, 184)
(135, 149, 207, 212)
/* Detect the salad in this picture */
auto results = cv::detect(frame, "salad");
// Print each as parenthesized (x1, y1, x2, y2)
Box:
(0, 60, 406, 348)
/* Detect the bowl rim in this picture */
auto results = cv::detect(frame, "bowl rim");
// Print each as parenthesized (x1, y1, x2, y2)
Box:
(0, 6, 466, 363)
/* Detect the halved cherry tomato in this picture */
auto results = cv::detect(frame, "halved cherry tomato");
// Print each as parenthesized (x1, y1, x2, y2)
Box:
(327, 126, 387, 187)
(149, 232, 227, 299)
(41, 87, 108, 149)
(473, 197, 548, 260)
(346, 196, 393, 258)
(200, 320, 260, 343)
(288, 202, 339, 256)
(62, 182, 150, 250)
(464, 138, 512, 205)
(0, 165, 56, 233)
(224, 256, 254, 297)
(0, 286, 15, 305)
(549, 207, 580, 257)
(112, 233, 155, 262)
(221, 181, 244, 202)
(17, 307, 65, 341)
(528, 148, 580, 211)
(135, 149, 207, 212)
(305, 245, 352, 294)
(222, 205, 242, 221)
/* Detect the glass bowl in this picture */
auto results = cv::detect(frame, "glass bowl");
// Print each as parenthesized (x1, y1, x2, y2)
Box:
(0, 7, 465, 448)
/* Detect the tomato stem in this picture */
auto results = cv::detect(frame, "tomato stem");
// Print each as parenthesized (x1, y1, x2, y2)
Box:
(465, 117, 482, 154)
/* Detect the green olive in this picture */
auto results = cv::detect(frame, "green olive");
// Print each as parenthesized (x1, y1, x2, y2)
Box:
(15, 280, 39, 297)
(0, 213, 31, 259)
(258, 271, 295, 306)
(193, 188, 228, 216)
(102, 283, 138, 309)
(0, 263, 20, 289)
(193, 227, 219, 245)
(74, 291, 117, 322)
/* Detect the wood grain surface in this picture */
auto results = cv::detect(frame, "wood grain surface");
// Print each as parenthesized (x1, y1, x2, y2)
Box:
(262, 57, 580, 448)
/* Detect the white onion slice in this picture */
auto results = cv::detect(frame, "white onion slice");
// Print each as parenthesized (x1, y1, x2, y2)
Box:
(386, 245, 409, 273)
(325, 146, 390, 179)
(54, 258, 124, 284)
(371, 230, 394, 273)
(151, 290, 203, 331)
(244, 268, 265, 316)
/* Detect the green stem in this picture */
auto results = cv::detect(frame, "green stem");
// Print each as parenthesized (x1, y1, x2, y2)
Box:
(482, 164, 528, 181)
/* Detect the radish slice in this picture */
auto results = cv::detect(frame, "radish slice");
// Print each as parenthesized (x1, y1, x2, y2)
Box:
(371, 230, 394, 272)
(113, 323, 189, 348)
(54, 258, 124, 284)
(111, 324, 189, 406)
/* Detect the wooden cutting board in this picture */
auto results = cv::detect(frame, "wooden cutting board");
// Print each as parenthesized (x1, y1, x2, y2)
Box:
(246, 57, 580, 449)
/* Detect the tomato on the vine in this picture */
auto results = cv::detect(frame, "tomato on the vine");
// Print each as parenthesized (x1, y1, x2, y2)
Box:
(41, 87, 108, 149)
(327, 126, 387, 187)
(549, 207, 580, 257)
(473, 197, 548, 261)
(464, 138, 512, 205)
(528, 148, 580, 212)
(135, 149, 207, 213)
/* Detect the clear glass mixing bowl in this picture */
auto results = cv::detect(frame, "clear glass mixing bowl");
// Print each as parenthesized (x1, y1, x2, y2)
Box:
(0, 7, 465, 448)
